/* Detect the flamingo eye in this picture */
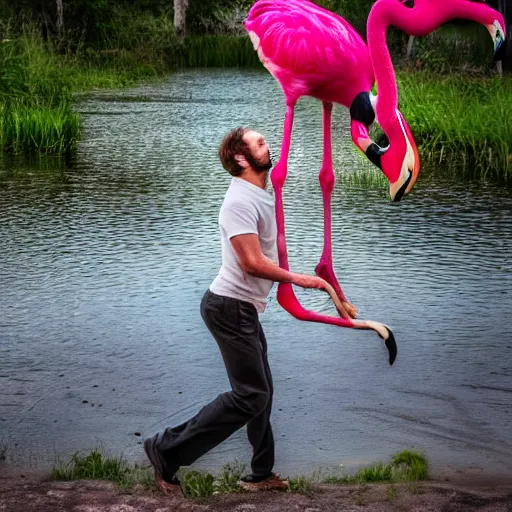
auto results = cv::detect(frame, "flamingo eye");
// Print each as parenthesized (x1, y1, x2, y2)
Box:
(400, 0, 414, 7)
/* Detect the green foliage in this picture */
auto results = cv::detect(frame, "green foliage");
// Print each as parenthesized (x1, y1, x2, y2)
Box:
(213, 462, 246, 494)
(325, 450, 429, 485)
(391, 450, 429, 481)
(51, 449, 153, 489)
(188, 0, 253, 35)
(338, 169, 388, 191)
(0, 35, 71, 106)
(0, 102, 80, 153)
(288, 475, 314, 493)
(185, 36, 261, 68)
(179, 469, 216, 498)
(314, 0, 373, 32)
(398, 72, 512, 180)
(408, 25, 496, 75)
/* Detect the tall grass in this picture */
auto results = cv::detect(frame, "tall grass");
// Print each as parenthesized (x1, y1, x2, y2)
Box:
(184, 36, 261, 68)
(51, 449, 153, 489)
(0, 102, 80, 153)
(398, 72, 512, 180)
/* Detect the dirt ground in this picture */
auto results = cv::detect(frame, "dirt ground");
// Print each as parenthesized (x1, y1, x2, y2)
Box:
(1, 473, 512, 512)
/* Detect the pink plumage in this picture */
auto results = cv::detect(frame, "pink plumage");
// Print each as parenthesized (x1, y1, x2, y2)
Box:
(245, 0, 373, 106)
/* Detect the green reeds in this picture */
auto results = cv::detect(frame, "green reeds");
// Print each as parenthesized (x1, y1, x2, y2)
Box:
(0, 102, 80, 154)
(184, 36, 262, 68)
(337, 168, 388, 190)
(397, 72, 512, 181)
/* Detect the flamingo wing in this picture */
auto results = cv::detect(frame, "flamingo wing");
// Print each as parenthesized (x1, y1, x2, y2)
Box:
(245, 0, 373, 98)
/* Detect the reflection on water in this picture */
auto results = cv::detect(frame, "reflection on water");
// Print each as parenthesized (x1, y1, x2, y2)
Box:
(1, 70, 511, 476)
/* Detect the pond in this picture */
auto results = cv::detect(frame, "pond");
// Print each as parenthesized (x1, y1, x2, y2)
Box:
(1, 69, 511, 478)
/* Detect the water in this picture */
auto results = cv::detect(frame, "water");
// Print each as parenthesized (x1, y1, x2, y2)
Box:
(1, 69, 511, 478)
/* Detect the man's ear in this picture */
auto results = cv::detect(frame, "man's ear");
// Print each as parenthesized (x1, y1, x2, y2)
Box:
(234, 154, 249, 169)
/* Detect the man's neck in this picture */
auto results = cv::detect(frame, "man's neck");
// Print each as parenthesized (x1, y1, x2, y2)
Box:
(239, 169, 268, 190)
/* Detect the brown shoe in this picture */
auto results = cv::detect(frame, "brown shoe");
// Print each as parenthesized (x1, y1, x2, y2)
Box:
(156, 475, 183, 497)
(144, 437, 182, 496)
(239, 473, 289, 492)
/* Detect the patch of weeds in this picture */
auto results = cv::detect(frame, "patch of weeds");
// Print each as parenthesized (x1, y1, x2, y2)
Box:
(51, 449, 148, 488)
(323, 449, 429, 486)
(324, 474, 355, 485)
(179, 469, 215, 499)
(214, 461, 246, 494)
(355, 462, 393, 483)
(391, 450, 429, 481)
(288, 475, 314, 493)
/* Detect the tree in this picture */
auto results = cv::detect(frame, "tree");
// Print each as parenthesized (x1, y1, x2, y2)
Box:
(56, 0, 64, 34)
(174, 0, 189, 36)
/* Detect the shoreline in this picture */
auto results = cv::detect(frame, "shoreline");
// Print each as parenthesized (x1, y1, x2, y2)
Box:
(1, 470, 511, 512)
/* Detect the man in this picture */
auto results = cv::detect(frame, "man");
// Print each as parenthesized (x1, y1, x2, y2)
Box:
(144, 127, 329, 494)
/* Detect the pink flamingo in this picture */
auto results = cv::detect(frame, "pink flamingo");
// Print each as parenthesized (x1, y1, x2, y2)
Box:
(245, 0, 507, 365)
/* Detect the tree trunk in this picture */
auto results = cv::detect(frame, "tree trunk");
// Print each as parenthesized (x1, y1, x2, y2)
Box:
(174, 0, 189, 37)
(406, 35, 415, 59)
(56, 0, 64, 34)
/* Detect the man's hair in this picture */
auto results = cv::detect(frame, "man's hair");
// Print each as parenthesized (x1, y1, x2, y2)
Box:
(218, 127, 249, 176)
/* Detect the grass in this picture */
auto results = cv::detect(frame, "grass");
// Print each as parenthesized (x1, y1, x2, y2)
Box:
(51, 450, 153, 489)
(397, 72, 512, 181)
(324, 450, 429, 485)
(0, 102, 80, 153)
(178, 461, 246, 498)
(337, 168, 388, 191)
(184, 36, 261, 68)
(288, 475, 315, 493)
(179, 470, 216, 498)
(51, 449, 428, 498)
(212, 461, 246, 494)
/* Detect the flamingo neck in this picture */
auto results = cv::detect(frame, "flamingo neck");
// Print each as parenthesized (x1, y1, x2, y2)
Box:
(367, 3, 398, 138)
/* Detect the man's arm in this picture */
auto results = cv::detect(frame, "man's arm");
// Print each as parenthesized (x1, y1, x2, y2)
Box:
(230, 234, 326, 290)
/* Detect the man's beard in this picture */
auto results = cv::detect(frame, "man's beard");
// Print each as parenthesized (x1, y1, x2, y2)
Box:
(243, 149, 272, 173)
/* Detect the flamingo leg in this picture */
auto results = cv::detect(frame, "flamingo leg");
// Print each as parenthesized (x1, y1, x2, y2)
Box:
(315, 102, 349, 304)
(272, 102, 395, 363)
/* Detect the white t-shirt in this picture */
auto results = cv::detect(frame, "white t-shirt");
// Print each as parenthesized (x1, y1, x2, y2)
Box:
(209, 177, 277, 313)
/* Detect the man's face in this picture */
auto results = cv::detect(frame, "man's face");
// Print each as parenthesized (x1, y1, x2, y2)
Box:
(242, 130, 272, 173)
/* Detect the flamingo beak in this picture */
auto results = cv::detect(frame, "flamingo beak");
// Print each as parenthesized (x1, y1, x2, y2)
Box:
(487, 20, 507, 61)
(389, 114, 420, 202)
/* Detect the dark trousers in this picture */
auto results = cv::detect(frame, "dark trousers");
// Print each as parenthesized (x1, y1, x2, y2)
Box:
(153, 289, 275, 480)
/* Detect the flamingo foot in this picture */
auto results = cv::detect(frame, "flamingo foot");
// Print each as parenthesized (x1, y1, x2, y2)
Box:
(383, 327, 397, 366)
(315, 261, 356, 318)
(341, 301, 357, 319)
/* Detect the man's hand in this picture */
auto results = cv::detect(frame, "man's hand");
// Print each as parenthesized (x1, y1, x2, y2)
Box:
(292, 274, 358, 320)
(291, 273, 328, 290)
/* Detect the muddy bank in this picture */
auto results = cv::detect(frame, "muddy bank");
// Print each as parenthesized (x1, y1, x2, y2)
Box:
(1, 473, 512, 512)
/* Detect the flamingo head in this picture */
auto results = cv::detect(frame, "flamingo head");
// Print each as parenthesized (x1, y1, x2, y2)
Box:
(350, 93, 420, 202)
(379, 110, 420, 202)
(375, 0, 507, 61)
